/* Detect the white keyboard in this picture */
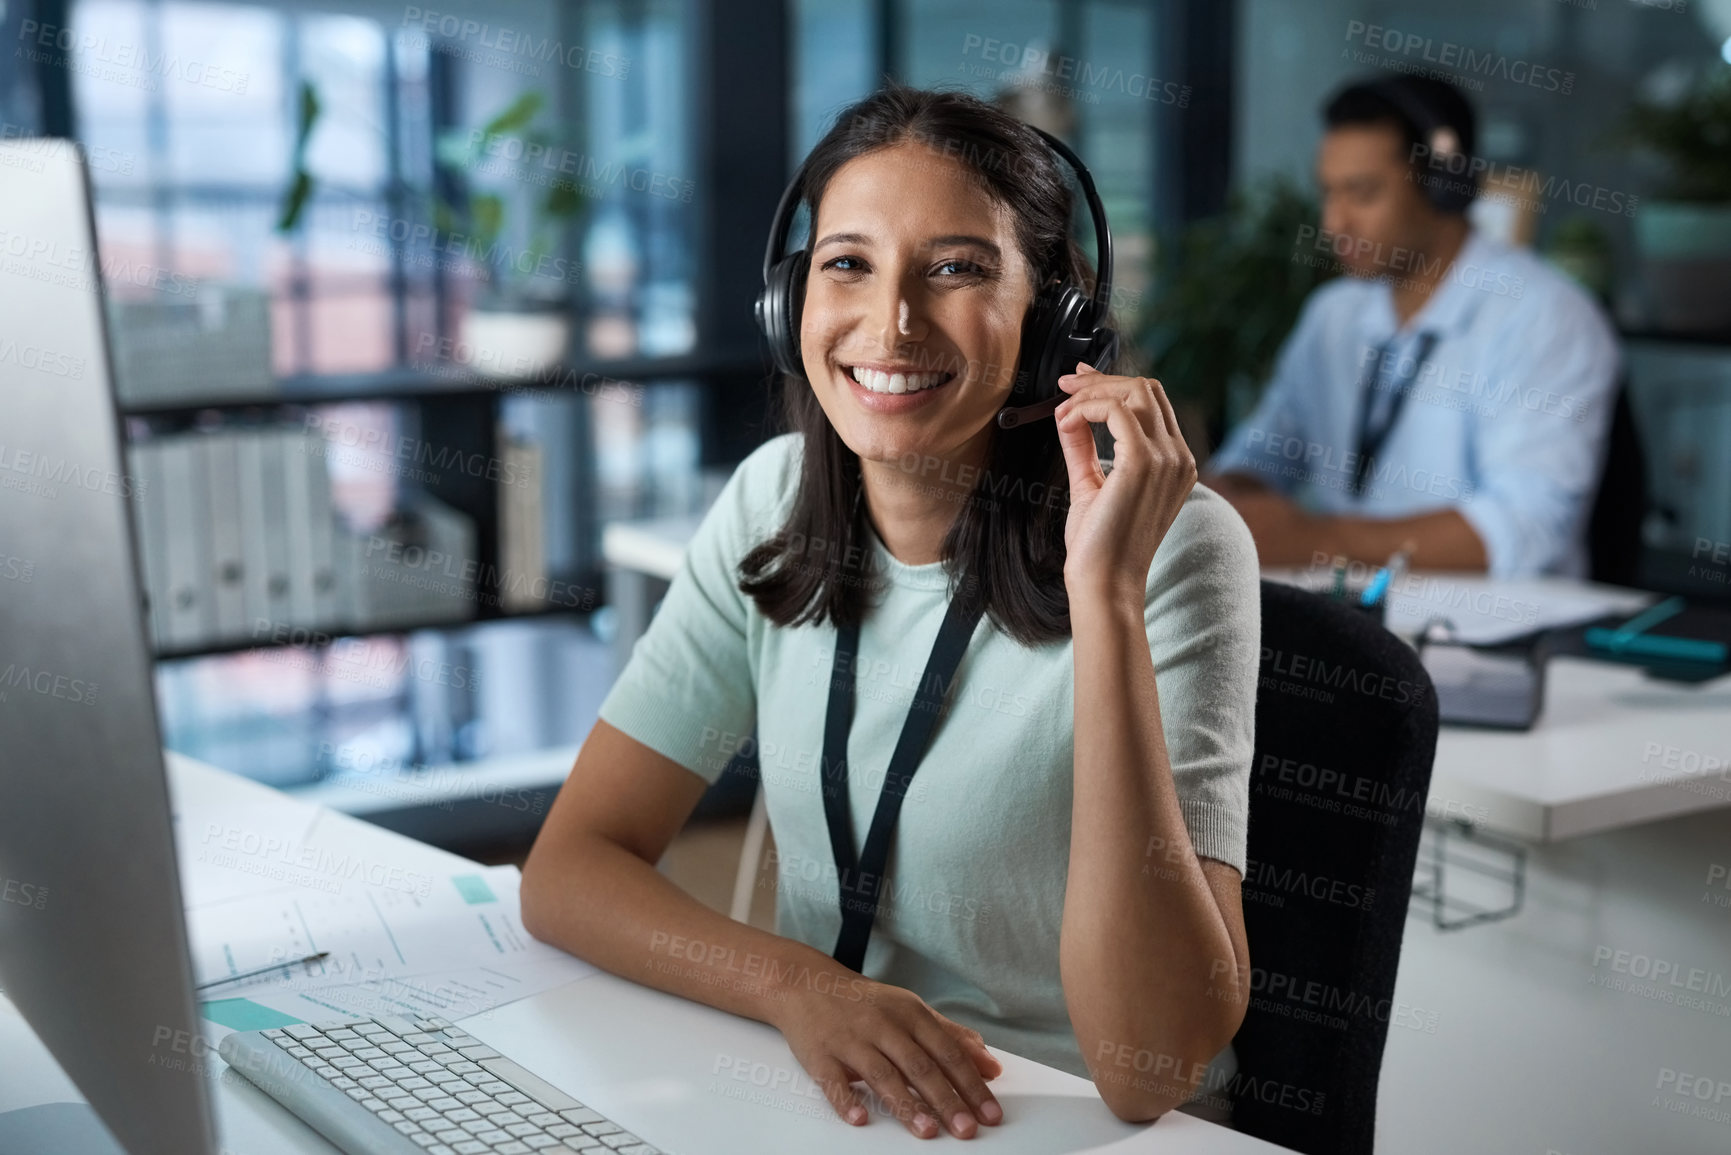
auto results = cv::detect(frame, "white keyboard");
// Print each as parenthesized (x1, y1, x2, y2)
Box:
(218, 1014, 664, 1154)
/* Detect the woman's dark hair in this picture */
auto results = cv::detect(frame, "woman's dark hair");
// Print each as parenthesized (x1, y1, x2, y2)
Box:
(737, 84, 1120, 646)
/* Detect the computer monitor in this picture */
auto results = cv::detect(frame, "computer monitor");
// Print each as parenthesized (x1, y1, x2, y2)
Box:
(0, 140, 218, 1155)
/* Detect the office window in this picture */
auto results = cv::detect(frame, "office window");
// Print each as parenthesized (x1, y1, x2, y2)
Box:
(792, 0, 1167, 321)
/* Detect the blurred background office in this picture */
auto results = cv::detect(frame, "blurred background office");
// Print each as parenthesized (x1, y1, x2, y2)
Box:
(4, 1, 1730, 1148)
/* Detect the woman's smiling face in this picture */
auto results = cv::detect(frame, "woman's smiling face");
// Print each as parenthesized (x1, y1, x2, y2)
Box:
(799, 140, 1039, 471)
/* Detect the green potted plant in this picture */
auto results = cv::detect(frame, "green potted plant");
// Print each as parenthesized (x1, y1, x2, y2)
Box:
(278, 86, 588, 377)
(1135, 175, 1335, 457)
(1618, 64, 1731, 332)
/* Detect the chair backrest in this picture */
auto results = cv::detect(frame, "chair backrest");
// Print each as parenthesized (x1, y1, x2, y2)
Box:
(1587, 383, 1647, 588)
(1229, 581, 1439, 1155)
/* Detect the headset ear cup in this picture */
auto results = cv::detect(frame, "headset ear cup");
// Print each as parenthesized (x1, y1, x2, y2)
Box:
(757, 249, 808, 379)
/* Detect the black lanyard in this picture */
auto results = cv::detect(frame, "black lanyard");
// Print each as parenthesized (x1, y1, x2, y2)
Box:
(1352, 331, 1438, 495)
(821, 591, 985, 973)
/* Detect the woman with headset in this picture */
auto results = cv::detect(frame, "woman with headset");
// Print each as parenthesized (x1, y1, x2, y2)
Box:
(521, 85, 1258, 1137)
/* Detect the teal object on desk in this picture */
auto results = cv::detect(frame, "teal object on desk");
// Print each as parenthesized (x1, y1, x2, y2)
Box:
(1584, 596, 1729, 664)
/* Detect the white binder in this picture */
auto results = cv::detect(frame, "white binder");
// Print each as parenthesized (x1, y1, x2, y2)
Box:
(202, 431, 248, 641)
(158, 436, 213, 650)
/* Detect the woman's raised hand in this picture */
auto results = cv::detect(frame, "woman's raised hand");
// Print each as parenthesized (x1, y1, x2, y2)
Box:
(1053, 362, 1197, 607)
(772, 972, 1004, 1138)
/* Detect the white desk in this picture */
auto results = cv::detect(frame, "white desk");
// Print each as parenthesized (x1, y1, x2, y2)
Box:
(0, 754, 1281, 1154)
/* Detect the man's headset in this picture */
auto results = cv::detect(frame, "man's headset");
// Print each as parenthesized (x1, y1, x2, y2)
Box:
(1364, 77, 1478, 216)
(753, 126, 1119, 431)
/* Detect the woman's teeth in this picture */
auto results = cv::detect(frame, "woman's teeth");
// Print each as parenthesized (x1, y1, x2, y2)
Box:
(848, 366, 951, 395)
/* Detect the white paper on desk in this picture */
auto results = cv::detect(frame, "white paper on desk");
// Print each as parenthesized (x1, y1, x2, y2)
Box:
(1382, 576, 1648, 646)
(186, 865, 597, 1023)
(174, 799, 328, 908)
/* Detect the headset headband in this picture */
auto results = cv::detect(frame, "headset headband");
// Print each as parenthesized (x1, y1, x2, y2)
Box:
(761, 125, 1113, 308)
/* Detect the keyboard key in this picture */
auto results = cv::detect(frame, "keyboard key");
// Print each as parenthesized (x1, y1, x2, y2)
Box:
(460, 1119, 493, 1135)
(406, 1107, 440, 1122)
(546, 1124, 580, 1138)
(559, 1110, 603, 1126)
(504, 1122, 541, 1137)
(412, 1136, 441, 1149)
(384, 1041, 416, 1054)
(448, 1061, 483, 1075)
(284, 1045, 313, 1059)
(560, 1142, 605, 1153)
(618, 1147, 660, 1155)
(332, 1058, 366, 1071)
(412, 1060, 445, 1075)
(475, 1130, 512, 1145)
(523, 1139, 561, 1151)
(399, 1077, 434, 1091)
(599, 1137, 638, 1151)
(526, 1113, 561, 1127)
(394, 1119, 424, 1135)
(478, 1080, 513, 1094)
(419, 1044, 456, 1057)
(283, 1023, 320, 1040)
(353, 1047, 388, 1061)
(491, 1111, 526, 1127)
(496, 1092, 531, 1108)
(458, 1044, 500, 1060)
(456, 1090, 489, 1105)
(431, 1129, 468, 1143)
(426, 1097, 463, 1112)
(581, 1123, 621, 1137)
(477, 1102, 515, 1118)
(453, 1143, 488, 1155)
(378, 1110, 407, 1124)
(494, 1144, 532, 1155)
(443, 1108, 481, 1124)
(384, 1094, 419, 1109)
(375, 1014, 419, 1036)
(402, 1033, 436, 1046)
(359, 1076, 391, 1090)
(428, 1147, 458, 1155)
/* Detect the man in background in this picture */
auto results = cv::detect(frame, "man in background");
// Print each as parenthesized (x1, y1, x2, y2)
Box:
(1206, 74, 1618, 577)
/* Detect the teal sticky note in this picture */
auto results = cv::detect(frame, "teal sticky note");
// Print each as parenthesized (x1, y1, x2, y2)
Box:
(200, 999, 303, 1032)
(452, 874, 497, 905)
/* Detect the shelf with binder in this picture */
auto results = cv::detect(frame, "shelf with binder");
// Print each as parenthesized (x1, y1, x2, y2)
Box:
(124, 385, 609, 662)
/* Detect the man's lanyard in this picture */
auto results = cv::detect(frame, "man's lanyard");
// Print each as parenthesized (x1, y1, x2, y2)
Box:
(821, 591, 985, 973)
(1351, 330, 1439, 496)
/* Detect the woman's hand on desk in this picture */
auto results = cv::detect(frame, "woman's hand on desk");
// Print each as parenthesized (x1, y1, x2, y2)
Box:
(772, 974, 1004, 1139)
(1054, 363, 1197, 608)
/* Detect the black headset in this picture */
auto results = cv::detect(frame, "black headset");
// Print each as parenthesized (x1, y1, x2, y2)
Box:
(753, 125, 1119, 431)
(1365, 77, 1478, 216)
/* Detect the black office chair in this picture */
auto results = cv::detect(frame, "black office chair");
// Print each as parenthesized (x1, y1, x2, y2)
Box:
(1228, 581, 1439, 1155)
(1586, 384, 1647, 588)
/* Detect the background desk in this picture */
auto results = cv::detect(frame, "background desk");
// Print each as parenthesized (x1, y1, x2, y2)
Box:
(0, 754, 1283, 1155)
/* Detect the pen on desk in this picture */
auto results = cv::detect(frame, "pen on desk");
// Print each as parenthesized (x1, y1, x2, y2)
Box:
(1361, 547, 1412, 608)
(195, 951, 329, 991)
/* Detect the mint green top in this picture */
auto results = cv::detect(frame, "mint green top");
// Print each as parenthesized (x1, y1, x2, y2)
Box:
(599, 434, 1260, 1078)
